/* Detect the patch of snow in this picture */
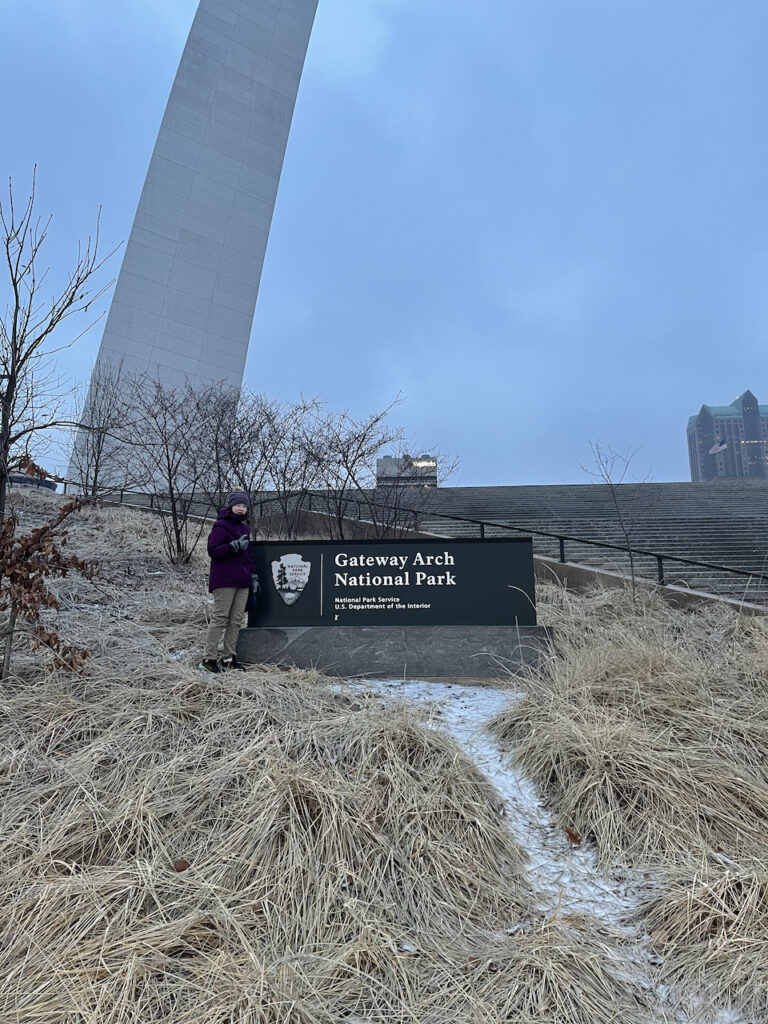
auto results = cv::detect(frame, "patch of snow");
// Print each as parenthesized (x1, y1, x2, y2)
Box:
(336, 678, 747, 1024)
(343, 679, 644, 923)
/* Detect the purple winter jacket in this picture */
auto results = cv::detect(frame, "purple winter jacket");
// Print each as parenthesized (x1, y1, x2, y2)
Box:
(207, 509, 251, 592)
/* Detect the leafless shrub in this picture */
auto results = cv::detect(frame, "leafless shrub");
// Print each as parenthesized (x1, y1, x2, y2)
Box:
(182, 382, 240, 518)
(217, 386, 272, 501)
(310, 400, 404, 539)
(580, 441, 658, 595)
(68, 359, 137, 496)
(121, 374, 227, 563)
(368, 447, 459, 538)
(256, 396, 324, 540)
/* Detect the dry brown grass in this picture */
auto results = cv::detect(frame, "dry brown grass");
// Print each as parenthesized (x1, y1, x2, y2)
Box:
(0, 492, 656, 1023)
(0, 667, 656, 1023)
(642, 861, 768, 1022)
(491, 578, 768, 1019)
(492, 582, 768, 864)
(0, 671, 510, 1021)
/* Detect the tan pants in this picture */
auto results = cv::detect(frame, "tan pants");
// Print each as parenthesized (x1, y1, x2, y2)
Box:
(204, 587, 249, 660)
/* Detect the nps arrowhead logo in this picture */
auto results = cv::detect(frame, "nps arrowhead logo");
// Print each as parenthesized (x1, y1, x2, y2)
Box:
(271, 553, 311, 606)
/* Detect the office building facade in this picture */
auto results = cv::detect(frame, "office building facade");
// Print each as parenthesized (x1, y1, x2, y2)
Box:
(376, 455, 439, 488)
(687, 390, 768, 481)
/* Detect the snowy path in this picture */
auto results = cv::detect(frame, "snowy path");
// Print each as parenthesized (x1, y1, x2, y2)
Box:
(341, 679, 647, 924)
(337, 678, 745, 1024)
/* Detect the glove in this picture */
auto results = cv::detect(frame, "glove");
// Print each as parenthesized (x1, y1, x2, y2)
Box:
(229, 535, 249, 554)
(250, 573, 261, 595)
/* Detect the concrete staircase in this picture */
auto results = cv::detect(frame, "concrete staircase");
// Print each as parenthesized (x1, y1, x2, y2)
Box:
(415, 480, 768, 605)
(114, 479, 768, 605)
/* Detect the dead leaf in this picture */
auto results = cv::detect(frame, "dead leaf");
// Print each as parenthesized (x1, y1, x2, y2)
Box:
(564, 825, 582, 846)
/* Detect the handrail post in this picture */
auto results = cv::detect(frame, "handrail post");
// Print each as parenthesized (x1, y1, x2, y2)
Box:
(559, 537, 565, 563)
(480, 522, 485, 539)
(657, 555, 665, 585)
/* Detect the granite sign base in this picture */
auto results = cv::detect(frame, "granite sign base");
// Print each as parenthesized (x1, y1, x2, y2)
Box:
(237, 625, 552, 679)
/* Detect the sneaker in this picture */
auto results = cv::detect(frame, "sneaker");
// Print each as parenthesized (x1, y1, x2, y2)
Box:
(221, 656, 246, 672)
(198, 659, 222, 674)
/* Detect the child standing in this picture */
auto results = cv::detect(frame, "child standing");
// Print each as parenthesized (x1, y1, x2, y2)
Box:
(199, 491, 252, 673)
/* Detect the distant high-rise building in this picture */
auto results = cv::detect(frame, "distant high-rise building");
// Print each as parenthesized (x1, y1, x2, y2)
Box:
(687, 390, 768, 481)
(376, 455, 439, 488)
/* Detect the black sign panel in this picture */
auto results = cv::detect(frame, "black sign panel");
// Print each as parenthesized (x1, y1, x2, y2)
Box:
(248, 538, 536, 627)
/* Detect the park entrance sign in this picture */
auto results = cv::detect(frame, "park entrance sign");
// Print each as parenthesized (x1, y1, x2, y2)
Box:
(248, 539, 536, 628)
(239, 538, 549, 677)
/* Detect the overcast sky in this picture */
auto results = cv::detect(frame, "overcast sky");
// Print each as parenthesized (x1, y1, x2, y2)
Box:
(3, 0, 767, 484)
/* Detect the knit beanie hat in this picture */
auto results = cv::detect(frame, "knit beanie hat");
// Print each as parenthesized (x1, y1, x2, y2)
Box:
(226, 490, 250, 509)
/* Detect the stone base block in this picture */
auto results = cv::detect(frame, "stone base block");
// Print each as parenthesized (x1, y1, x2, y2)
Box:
(237, 625, 552, 679)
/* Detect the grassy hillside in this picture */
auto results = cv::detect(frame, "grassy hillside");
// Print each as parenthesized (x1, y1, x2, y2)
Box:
(2, 491, 766, 1022)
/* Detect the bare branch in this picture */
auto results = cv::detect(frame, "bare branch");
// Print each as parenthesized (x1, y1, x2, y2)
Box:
(580, 440, 653, 596)
(0, 170, 118, 517)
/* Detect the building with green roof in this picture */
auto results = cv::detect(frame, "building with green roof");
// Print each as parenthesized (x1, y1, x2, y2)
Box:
(687, 390, 768, 481)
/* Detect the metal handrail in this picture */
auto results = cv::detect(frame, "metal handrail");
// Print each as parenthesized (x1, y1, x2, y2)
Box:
(248, 490, 768, 590)
(55, 480, 768, 595)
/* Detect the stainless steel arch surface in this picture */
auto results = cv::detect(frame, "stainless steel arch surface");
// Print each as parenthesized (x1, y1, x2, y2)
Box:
(91, 0, 319, 390)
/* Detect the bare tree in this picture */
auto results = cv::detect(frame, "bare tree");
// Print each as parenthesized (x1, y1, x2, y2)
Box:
(0, 170, 115, 517)
(226, 389, 273, 501)
(185, 383, 241, 518)
(186, 385, 281, 537)
(311, 401, 404, 539)
(69, 360, 138, 496)
(177, 385, 457, 546)
(581, 440, 652, 596)
(258, 397, 324, 540)
(367, 447, 459, 538)
(124, 375, 223, 563)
